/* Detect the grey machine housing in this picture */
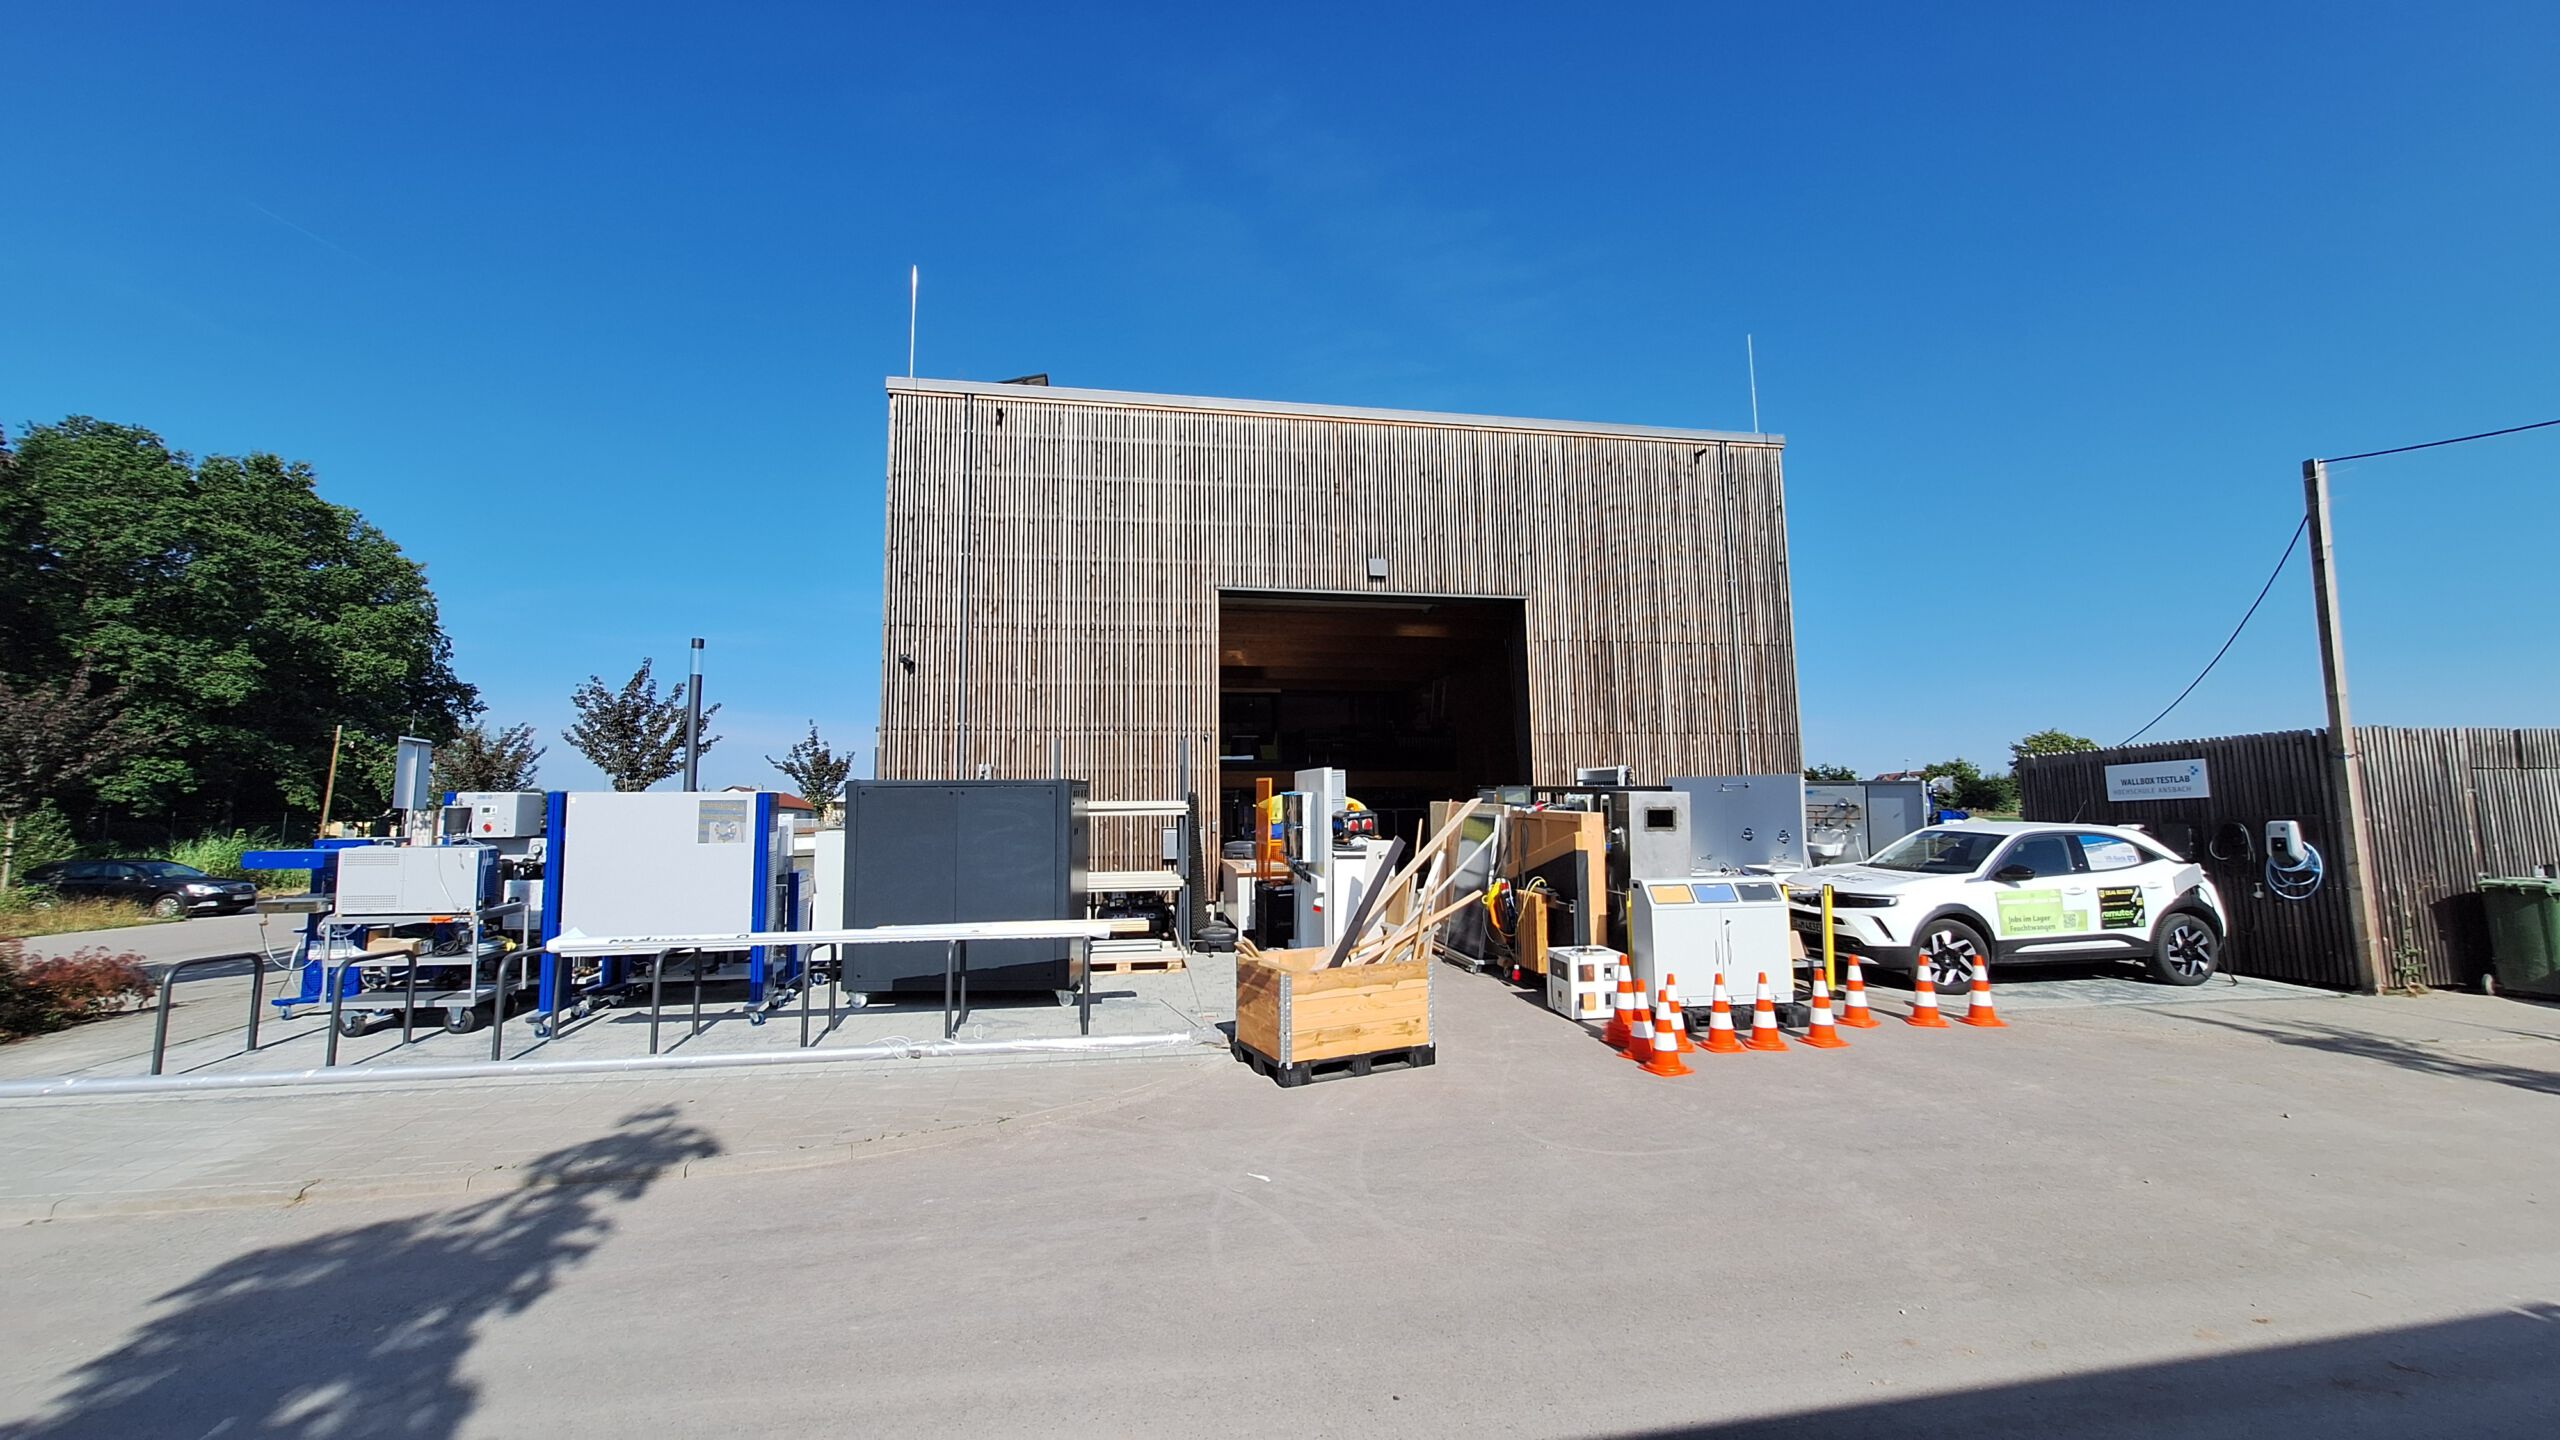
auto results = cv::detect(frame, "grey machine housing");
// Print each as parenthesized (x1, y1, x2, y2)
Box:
(838, 779, 1089, 1001)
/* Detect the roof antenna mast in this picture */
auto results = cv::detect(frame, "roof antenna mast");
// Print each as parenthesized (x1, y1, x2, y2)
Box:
(907, 265, 919, 379)
(1746, 333, 1761, 435)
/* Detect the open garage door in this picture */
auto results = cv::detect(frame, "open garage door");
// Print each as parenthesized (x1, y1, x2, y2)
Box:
(1216, 592, 1530, 848)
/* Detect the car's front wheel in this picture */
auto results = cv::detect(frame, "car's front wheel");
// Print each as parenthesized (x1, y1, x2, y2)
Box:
(2150, 912, 2220, 985)
(1915, 918, 1990, 994)
(150, 894, 187, 919)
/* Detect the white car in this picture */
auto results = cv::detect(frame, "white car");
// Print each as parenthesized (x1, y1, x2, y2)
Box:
(1785, 820, 2228, 991)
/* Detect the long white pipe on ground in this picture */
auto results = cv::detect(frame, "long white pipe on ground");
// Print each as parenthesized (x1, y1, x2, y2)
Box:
(0, 1030, 1219, 1101)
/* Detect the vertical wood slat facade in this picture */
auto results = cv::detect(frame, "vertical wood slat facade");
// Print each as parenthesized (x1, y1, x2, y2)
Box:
(2019, 728, 2560, 988)
(877, 379, 1802, 866)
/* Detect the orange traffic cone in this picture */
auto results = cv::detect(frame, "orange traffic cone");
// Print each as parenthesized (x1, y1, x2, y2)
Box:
(1801, 973, 1850, 1048)
(1639, 997, 1693, 1076)
(1622, 978, 1657, 1061)
(1663, 974, 1698, 1052)
(1906, 956, 1951, 1028)
(1602, 958, 1636, 1049)
(1746, 971, 1791, 1052)
(1703, 968, 1745, 1054)
(1960, 957, 2009, 1028)
(1838, 957, 1881, 1029)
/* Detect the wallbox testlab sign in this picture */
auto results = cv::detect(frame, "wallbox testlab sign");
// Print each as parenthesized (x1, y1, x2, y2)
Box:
(2105, 759, 2210, 802)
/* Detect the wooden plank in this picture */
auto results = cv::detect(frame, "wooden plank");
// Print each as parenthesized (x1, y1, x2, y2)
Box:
(1292, 1015, 1430, 1062)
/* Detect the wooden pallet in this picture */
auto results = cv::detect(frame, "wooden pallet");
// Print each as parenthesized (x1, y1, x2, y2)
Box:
(1232, 1038, 1435, 1088)
(1086, 951, 1188, 974)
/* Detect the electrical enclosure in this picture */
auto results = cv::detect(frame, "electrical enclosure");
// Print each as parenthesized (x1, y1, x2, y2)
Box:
(839, 780, 1088, 994)
(333, 846, 496, 918)
(1673, 774, 1810, 872)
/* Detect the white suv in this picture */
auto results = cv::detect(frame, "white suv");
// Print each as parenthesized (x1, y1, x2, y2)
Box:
(1785, 821, 2228, 991)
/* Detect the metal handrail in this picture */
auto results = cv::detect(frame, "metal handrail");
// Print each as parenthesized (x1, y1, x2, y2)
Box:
(645, 947, 684, 1056)
(799, 942, 841, 1048)
(490, 946, 532, 1062)
(150, 955, 266, 1076)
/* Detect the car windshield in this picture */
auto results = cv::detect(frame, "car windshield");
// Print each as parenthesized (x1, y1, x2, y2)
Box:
(1865, 829, 2003, 875)
(131, 861, 208, 878)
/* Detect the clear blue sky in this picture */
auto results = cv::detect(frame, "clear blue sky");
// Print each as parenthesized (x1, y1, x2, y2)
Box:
(7, 2, 2554, 788)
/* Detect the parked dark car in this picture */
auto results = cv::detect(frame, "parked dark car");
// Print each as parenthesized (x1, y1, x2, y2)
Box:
(19, 859, 258, 918)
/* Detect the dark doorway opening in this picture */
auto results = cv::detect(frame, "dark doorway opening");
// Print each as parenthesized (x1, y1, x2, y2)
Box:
(1216, 592, 1531, 848)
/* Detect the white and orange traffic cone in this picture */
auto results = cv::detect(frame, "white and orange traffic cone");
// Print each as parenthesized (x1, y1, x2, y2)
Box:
(1746, 971, 1791, 1052)
(1907, 956, 1951, 1028)
(1663, 974, 1698, 1053)
(1622, 978, 1657, 1061)
(1703, 967, 1745, 1054)
(1603, 958, 1637, 1049)
(1639, 996, 1693, 1077)
(1960, 957, 2009, 1028)
(1838, 957, 1881, 1029)
(1801, 973, 1850, 1049)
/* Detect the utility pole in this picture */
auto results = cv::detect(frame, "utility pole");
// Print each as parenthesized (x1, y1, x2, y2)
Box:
(2302, 459, 2386, 994)
(682, 638, 705, 791)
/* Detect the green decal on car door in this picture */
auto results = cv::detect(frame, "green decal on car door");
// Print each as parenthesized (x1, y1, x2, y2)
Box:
(1995, 890, 2088, 936)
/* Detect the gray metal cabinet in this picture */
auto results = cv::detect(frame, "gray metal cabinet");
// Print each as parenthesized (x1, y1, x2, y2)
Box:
(840, 780, 1088, 994)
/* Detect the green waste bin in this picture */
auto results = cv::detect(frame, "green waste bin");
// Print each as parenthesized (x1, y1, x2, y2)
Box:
(2480, 877, 2560, 999)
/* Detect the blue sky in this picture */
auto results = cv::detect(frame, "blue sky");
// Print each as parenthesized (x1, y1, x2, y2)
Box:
(6, 2, 2554, 787)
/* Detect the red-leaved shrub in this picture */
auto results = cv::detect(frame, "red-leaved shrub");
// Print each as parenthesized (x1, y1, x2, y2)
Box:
(0, 938, 153, 1039)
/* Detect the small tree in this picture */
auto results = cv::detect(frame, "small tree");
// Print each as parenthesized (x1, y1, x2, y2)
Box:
(562, 659, 721, 792)
(1803, 763, 1862, 783)
(767, 722, 853, 813)
(433, 719, 546, 794)
(0, 666, 144, 890)
(2011, 729, 2099, 769)
(1920, 757, 2016, 813)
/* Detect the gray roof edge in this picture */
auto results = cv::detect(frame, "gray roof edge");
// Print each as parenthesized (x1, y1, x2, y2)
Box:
(884, 376, 1783, 447)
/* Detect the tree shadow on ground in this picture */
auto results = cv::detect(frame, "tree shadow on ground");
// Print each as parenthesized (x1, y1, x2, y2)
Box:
(2167, 1011, 2560, 1097)
(1602, 1304, 2560, 1439)
(6, 1105, 718, 1440)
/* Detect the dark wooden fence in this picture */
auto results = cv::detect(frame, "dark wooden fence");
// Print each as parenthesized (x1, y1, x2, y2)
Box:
(2018, 728, 2560, 990)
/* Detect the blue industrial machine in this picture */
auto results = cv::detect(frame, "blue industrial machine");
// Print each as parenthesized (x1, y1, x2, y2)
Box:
(536, 790, 803, 1027)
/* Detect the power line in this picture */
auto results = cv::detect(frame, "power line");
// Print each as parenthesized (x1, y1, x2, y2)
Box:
(2322, 417, 2560, 463)
(2117, 517, 2309, 747)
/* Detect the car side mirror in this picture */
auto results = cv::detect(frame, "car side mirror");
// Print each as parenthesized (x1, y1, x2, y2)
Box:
(1993, 864, 2037, 883)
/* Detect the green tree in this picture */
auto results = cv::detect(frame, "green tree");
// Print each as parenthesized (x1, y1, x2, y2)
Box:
(1921, 757, 2016, 813)
(1803, 763, 1861, 783)
(767, 722, 853, 813)
(432, 718, 546, 794)
(563, 659, 721, 792)
(0, 666, 144, 889)
(2010, 729, 2099, 769)
(0, 418, 476, 827)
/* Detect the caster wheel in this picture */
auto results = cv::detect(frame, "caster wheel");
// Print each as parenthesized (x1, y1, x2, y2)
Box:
(749, 1012, 766, 1027)
(443, 1007, 486, 1036)
(847, 993, 871, 1011)
(335, 1013, 372, 1038)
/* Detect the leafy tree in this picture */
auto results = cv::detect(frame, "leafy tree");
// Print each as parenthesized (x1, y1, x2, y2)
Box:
(1803, 763, 1862, 783)
(767, 722, 853, 813)
(563, 659, 720, 792)
(1920, 757, 2016, 813)
(432, 719, 546, 795)
(0, 665, 144, 889)
(2011, 729, 2098, 768)
(0, 418, 476, 827)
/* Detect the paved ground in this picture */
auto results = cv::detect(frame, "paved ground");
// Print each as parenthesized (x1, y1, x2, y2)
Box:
(1, 960, 2556, 1437)
(11, 911, 277, 969)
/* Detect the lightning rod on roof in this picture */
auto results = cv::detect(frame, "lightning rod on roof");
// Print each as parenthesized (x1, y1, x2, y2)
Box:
(1747, 333, 1761, 435)
(908, 265, 919, 379)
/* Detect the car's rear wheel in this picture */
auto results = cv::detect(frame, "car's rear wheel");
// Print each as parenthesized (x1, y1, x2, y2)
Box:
(2150, 912, 2220, 986)
(150, 894, 187, 919)
(1915, 918, 1989, 994)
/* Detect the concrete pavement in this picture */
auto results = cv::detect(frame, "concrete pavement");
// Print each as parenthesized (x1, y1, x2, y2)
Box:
(1, 968, 2556, 1436)
(11, 911, 279, 969)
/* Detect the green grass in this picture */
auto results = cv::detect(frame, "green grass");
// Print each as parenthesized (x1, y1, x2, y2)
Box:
(0, 896, 176, 940)
(162, 829, 299, 890)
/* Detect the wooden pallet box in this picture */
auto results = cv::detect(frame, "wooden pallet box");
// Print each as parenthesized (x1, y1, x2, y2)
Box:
(1234, 947, 1432, 1069)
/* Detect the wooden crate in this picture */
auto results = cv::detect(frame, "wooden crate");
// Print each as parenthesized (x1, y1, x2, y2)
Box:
(1233, 946, 1433, 1085)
